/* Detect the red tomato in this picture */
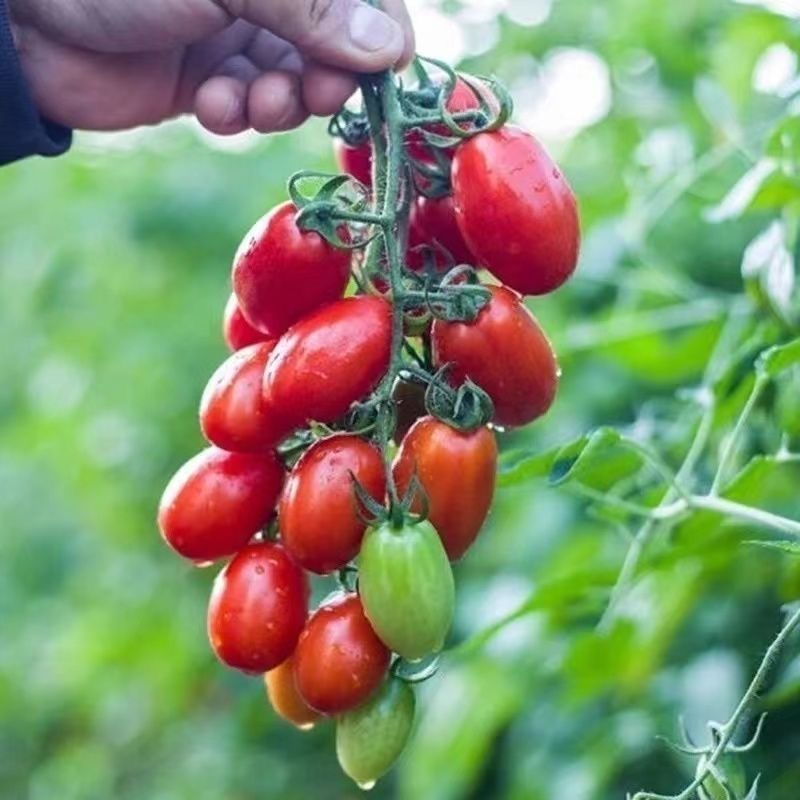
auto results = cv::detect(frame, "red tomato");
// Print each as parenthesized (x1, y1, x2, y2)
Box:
(223, 293, 270, 352)
(280, 435, 386, 574)
(293, 593, 390, 715)
(232, 201, 352, 337)
(334, 138, 373, 186)
(452, 126, 580, 296)
(207, 541, 308, 674)
(410, 194, 474, 267)
(406, 77, 483, 163)
(200, 341, 293, 452)
(431, 285, 559, 427)
(393, 417, 497, 560)
(265, 655, 321, 730)
(264, 296, 392, 431)
(158, 448, 284, 564)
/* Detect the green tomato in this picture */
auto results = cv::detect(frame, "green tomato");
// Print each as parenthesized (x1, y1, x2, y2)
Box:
(358, 520, 455, 661)
(336, 677, 415, 789)
(696, 753, 747, 800)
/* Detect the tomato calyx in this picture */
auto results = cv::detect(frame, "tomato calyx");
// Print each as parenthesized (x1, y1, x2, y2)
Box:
(328, 105, 371, 149)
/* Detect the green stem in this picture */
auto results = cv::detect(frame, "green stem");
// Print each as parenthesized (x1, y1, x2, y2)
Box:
(630, 604, 800, 800)
(710, 373, 767, 495)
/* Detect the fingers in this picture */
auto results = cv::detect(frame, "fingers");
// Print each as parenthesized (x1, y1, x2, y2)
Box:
(247, 71, 310, 133)
(301, 63, 358, 117)
(194, 75, 251, 135)
(217, 0, 414, 73)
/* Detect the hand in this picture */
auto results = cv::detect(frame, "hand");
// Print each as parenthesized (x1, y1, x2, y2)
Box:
(8, 0, 414, 134)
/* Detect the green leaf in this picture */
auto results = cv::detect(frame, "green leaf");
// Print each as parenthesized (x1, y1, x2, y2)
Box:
(757, 338, 800, 377)
(744, 539, 800, 557)
(548, 427, 645, 489)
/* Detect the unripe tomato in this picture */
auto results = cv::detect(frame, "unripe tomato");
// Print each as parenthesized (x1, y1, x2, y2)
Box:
(696, 753, 747, 800)
(158, 448, 284, 564)
(207, 541, 308, 674)
(336, 677, 415, 789)
(200, 342, 292, 452)
(431, 285, 559, 428)
(264, 296, 392, 431)
(406, 77, 484, 163)
(232, 201, 352, 337)
(359, 520, 455, 661)
(264, 655, 320, 730)
(334, 138, 373, 186)
(410, 194, 474, 267)
(293, 593, 390, 715)
(452, 126, 580, 296)
(280, 435, 386, 574)
(223, 293, 270, 352)
(393, 417, 497, 560)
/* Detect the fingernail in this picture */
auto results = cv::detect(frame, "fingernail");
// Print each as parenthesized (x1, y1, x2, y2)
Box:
(349, 4, 400, 52)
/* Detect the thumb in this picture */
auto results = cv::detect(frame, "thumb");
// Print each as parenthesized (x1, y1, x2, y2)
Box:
(216, 0, 414, 72)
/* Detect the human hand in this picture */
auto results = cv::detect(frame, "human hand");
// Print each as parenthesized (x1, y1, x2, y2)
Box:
(8, 0, 414, 134)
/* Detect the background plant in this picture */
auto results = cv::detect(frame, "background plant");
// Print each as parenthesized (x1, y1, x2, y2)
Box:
(1, 0, 800, 798)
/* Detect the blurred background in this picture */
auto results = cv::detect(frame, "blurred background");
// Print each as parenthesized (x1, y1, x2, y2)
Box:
(2, 0, 800, 798)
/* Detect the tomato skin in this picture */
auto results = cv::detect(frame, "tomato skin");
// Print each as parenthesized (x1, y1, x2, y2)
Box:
(393, 417, 497, 560)
(359, 520, 455, 661)
(336, 677, 415, 788)
(264, 296, 392, 431)
(452, 126, 580, 296)
(200, 342, 292, 452)
(280, 435, 386, 574)
(223, 293, 270, 352)
(293, 593, 390, 715)
(207, 541, 309, 674)
(265, 655, 320, 730)
(409, 194, 474, 267)
(232, 201, 352, 338)
(334, 139, 373, 186)
(431, 285, 559, 428)
(158, 448, 284, 564)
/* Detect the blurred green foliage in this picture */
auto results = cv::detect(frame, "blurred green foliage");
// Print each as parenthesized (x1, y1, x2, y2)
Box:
(2, 1, 800, 798)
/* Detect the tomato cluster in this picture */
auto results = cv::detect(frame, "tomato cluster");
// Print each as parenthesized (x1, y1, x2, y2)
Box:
(157, 64, 578, 788)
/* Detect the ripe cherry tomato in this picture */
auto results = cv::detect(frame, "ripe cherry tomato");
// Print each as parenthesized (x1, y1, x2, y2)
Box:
(158, 447, 284, 564)
(431, 285, 559, 428)
(393, 417, 497, 560)
(334, 138, 373, 186)
(336, 677, 415, 789)
(232, 201, 352, 338)
(452, 126, 580, 296)
(359, 520, 454, 661)
(409, 194, 474, 268)
(406, 77, 483, 163)
(265, 655, 320, 730)
(207, 541, 308, 674)
(293, 593, 390, 715)
(280, 435, 386, 574)
(264, 295, 392, 431)
(223, 293, 270, 352)
(200, 341, 292, 452)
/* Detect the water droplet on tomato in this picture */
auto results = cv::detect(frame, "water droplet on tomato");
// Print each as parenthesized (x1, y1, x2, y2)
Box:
(357, 781, 377, 791)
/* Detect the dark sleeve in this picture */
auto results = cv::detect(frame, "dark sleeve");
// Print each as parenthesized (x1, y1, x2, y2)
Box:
(0, 0, 71, 166)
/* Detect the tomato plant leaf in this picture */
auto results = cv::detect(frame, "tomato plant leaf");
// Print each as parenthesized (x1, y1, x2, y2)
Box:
(757, 337, 800, 377)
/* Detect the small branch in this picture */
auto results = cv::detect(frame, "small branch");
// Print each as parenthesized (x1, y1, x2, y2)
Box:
(630, 604, 800, 800)
(710, 374, 767, 496)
